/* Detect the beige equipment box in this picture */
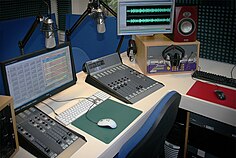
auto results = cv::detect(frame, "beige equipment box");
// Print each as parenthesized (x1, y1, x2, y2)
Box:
(135, 34, 200, 75)
(0, 96, 19, 158)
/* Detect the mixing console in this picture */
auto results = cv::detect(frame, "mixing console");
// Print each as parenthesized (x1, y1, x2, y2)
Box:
(84, 53, 164, 104)
(16, 107, 86, 158)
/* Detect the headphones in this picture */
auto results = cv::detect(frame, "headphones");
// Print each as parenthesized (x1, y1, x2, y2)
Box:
(162, 45, 185, 67)
(127, 39, 137, 62)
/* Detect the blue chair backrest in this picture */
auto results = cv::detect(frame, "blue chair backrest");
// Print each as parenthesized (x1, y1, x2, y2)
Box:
(117, 91, 181, 158)
(65, 14, 131, 60)
(72, 47, 90, 72)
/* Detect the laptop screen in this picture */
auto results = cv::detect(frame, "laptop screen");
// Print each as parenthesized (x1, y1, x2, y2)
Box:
(1, 42, 76, 113)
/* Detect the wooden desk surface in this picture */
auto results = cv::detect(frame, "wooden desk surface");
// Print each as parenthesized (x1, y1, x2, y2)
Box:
(14, 52, 236, 158)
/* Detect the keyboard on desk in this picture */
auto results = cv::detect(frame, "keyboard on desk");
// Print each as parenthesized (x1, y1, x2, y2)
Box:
(56, 91, 110, 125)
(192, 70, 236, 88)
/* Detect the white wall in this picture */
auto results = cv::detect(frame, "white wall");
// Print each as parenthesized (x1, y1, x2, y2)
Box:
(54, 0, 90, 43)
(51, 0, 58, 25)
(72, 0, 89, 14)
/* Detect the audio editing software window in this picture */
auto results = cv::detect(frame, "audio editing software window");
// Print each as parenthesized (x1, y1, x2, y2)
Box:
(117, 0, 175, 35)
(2, 44, 74, 110)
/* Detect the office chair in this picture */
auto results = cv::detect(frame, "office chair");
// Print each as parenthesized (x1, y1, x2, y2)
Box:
(72, 47, 90, 72)
(116, 91, 181, 158)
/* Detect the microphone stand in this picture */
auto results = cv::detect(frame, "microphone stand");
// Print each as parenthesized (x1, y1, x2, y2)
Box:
(18, 16, 42, 55)
(18, 0, 57, 56)
(65, 0, 125, 62)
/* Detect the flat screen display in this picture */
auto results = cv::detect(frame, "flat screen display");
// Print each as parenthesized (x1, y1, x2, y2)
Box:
(117, 0, 175, 35)
(1, 42, 76, 113)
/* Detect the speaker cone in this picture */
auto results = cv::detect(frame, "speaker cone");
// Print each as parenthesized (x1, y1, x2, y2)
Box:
(178, 18, 195, 35)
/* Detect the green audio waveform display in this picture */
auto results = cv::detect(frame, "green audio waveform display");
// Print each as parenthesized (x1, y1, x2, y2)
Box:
(127, 18, 170, 23)
(127, 8, 171, 13)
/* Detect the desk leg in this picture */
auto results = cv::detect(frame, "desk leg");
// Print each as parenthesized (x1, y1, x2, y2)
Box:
(184, 112, 190, 158)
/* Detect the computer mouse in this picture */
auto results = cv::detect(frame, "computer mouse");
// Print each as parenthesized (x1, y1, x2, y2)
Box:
(97, 118, 117, 129)
(214, 90, 226, 100)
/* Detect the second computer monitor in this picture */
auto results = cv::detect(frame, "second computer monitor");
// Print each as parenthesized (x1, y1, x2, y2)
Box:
(117, 0, 175, 35)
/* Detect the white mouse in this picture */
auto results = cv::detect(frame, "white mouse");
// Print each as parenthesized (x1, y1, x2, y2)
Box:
(97, 118, 117, 129)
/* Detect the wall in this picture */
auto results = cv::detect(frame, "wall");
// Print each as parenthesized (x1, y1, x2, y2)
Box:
(175, 0, 236, 64)
(72, 0, 89, 14)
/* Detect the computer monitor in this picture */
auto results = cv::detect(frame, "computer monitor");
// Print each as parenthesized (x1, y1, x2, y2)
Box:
(1, 42, 76, 113)
(117, 0, 175, 35)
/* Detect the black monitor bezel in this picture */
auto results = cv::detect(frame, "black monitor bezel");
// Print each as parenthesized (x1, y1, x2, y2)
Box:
(0, 42, 77, 113)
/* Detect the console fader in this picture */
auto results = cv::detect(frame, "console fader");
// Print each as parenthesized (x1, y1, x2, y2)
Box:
(16, 107, 86, 158)
(84, 53, 164, 104)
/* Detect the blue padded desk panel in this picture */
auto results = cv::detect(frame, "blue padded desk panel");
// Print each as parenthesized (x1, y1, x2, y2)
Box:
(65, 14, 131, 60)
(0, 16, 43, 61)
(0, 14, 58, 95)
(0, 14, 58, 61)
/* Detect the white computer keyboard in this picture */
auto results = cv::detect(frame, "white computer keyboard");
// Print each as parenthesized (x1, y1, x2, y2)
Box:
(55, 91, 110, 125)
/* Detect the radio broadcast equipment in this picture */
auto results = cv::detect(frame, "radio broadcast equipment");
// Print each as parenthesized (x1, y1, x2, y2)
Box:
(1, 43, 86, 158)
(83, 53, 164, 104)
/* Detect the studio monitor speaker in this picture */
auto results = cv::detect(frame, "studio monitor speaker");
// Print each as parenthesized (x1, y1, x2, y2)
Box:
(166, 6, 198, 42)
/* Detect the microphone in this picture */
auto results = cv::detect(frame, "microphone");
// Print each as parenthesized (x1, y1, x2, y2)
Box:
(42, 17, 56, 49)
(96, 8, 106, 33)
(89, 0, 106, 34)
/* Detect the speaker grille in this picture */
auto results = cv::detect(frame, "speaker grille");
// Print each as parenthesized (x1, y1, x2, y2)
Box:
(164, 141, 180, 158)
(176, 0, 236, 64)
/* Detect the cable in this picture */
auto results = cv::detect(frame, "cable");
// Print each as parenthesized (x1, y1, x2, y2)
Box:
(43, 0, 51, 17)
(197, 65, 201, 71)
(49, 96, 98, 124)
(230, 65, 236, 79)
(85, 102, 98, 124)
(186, 51, 194, 63)
(184, 51, 194, 70)
(41, 101, 58, 116)
(49, 96, 95, 103)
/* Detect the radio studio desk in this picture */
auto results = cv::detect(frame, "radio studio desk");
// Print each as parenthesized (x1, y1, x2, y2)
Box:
(14, 52, 236, 158)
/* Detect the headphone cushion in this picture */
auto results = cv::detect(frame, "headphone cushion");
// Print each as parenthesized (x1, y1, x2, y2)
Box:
(127, 39, 137, 61)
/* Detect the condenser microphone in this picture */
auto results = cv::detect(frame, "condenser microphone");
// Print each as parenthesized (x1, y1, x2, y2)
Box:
(96, 8, 106, 33)
(42, 17, 56, 49)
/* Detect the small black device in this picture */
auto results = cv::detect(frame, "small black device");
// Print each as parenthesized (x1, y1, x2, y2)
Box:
(214, 90, 226, 100)
(127, 39, 137, 62)
(1, 42, 87, 158)
(192, 70, 236, 88)
(0, 96, 19, 158)
(83, 53, 164, 104)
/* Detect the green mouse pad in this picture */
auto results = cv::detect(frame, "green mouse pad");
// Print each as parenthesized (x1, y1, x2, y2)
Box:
(72, 99, 142, 144)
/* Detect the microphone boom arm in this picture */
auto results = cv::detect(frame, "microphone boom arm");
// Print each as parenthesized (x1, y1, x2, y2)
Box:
(65, 8, 91, 42)
(99, 0, 117, 17)
(18, 15, 42, 55)
(99, 0, 124, 62)
(65, 0, 125, 61)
